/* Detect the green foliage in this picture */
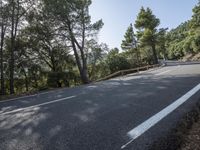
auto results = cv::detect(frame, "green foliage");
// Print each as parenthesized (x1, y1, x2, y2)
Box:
(87, 40, 108, 80)
(121, 24, 141, 67)
(1, 0, 200, 96)
(191, 31, 200, 53)
(42, 0, 104, 84)
(121, 24, 136, 49)
(135, 7, 160, 64)
(191, 1, 200, 28)
(166, 2, 200, 60)
(156, 28, 168, 59)
(47, 72, 69, 88)
(135, 7, 160, 30)
(106, 48, 131, 73)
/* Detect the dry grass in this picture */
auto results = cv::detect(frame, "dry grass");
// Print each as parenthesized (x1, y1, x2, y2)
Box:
(182, 53, 200, 62)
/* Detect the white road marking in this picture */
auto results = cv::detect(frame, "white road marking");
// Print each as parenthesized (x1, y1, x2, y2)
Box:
(121, 83, 200, 149)
(0, 66, 177, 103)
(0, 94, 37, 103)
(115, 66, 178, 81)
(0, 96, 76, 115)
(155, 69, 172, 76)
(155, 65, 181, 76)
(0, 88, 68, 103)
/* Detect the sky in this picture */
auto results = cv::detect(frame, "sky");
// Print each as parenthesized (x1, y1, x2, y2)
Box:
(90, 0, 198, 49)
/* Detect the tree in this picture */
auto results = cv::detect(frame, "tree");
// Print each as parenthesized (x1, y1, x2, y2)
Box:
(0, 1, 9, 95)
(135, 7, 160, 64)
(121, 24, 140, 66)
(191, 1, 200, 29)
(27, 5, 76, 87)
(157, 28, 168, 60)
(166, 1, 200, 60)
(87, 40, 108, 79)
(43, 0, 104, 84)
(106, 48, 131, 73)
(6, 0, 34, 94)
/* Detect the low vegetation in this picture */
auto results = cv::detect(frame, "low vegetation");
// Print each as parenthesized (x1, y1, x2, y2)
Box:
(0, 0, 200, 96)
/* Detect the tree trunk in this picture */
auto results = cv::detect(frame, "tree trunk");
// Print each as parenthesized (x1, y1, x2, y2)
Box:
(81, 65, 89, 84)
(21, 66, 29, 92)
(152, 43, 158, 64)
(25, 76, 29, 92)
(0, 1, 6, 95)
(0, 24, 5, 95)
(135, 48, 140, 67)
(33, 73, 38, 88)
(67, 18, 90, 84)
(70, 37, 89, 84)
(9, 3, 15, 94)
(80, 16, 89, 84)
(162, 46, 167, 60)
(9, 0, 19, 94)
(24, 72, 29, 92)
(9, 45, 15, 94)
(80, 47, 90, 84)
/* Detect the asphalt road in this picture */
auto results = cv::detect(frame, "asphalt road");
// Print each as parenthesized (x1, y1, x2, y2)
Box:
(0, 63, 200, 150)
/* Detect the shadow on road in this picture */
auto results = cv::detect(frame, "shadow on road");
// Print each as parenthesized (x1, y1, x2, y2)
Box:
(0, 73, 200, 150)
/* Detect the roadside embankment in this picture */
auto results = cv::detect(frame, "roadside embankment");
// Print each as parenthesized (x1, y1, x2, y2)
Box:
(149, 101, 200, 150)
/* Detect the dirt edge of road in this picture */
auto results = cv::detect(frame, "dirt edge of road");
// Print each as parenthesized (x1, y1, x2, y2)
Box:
(149, 100, 200, 150)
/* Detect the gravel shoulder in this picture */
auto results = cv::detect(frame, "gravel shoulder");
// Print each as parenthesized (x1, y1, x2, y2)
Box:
(179, 114, 200, 150)
(149, 101, 200, 150)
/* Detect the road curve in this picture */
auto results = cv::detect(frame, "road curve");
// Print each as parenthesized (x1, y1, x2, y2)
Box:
(0, 63, 200, 150)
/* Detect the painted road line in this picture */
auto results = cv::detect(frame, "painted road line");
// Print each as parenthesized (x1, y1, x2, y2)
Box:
(155, 69, 172, 76)
(118, 67, 173, 81)
(0, 88, 68, 103)
(121, 83, 200, 149)
(155, 65, 181, 76)
(0, 96, 76, 115)
(0, 94, 38, 103)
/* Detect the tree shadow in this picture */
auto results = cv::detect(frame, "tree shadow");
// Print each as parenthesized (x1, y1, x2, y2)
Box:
(0, 72, 200, 150)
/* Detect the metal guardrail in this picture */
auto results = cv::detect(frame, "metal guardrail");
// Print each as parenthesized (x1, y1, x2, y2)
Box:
(96, 64, 160, 82)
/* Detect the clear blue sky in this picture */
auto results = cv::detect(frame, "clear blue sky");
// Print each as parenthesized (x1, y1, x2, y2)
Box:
(90, 0, 198, 49)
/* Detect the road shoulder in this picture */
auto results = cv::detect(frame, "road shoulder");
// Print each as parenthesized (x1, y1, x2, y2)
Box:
(149, 100, 200, 150)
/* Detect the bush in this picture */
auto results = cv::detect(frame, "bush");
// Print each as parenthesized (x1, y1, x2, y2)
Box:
(107, 55, 131, 73)
(47, 72, 69, 88)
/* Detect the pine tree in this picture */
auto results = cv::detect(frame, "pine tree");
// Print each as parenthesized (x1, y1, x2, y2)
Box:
(43, 0, 104, 84)
(135, 7, 160, 64)
(121, 24, 140, 66)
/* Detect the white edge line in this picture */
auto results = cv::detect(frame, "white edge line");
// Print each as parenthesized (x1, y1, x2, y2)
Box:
(0, 95, 76, 115)
(155, 70, 172, 76)
(155, 65, 181, 76)
(0, 94, 37, 103)
(0, 88, 68, 103)
(121, 83, 200, 149)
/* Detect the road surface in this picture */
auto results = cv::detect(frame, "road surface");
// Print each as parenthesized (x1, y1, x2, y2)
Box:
(0, 63, 200, 150)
